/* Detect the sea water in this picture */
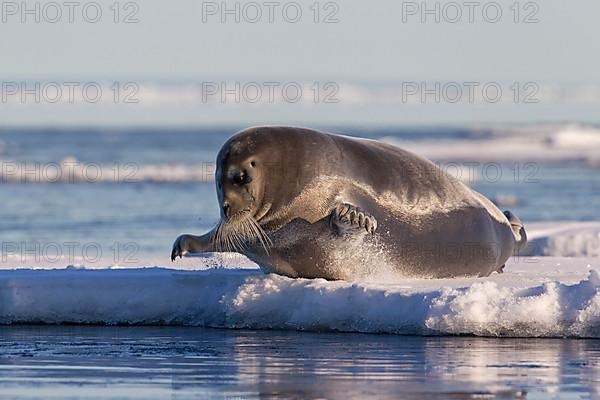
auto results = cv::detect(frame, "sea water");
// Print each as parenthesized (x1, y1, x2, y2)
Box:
(1, 126, 600, 398)
(0, 326, 599, 399)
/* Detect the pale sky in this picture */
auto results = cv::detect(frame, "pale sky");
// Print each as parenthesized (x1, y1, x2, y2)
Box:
(0, 0, 599, 126)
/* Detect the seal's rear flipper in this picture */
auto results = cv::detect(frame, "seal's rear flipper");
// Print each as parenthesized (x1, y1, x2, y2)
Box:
(330, 203, 377, 234)
(503, 210, 528, 253)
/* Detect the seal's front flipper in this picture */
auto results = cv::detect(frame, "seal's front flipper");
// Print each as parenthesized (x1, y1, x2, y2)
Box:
(171, 232, 214, 261)
(330, 203, 377, 234)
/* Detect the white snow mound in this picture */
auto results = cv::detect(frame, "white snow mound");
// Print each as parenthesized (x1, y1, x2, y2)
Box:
(1, 257, 600, 338)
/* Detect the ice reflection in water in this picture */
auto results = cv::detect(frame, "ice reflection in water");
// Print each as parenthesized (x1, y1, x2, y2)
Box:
(0, 326, 598, 399)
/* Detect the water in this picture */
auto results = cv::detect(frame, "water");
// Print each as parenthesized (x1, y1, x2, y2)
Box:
(0, 326, 598, 399)
(1, 127, 600, 398)
(1, 127, 599, 262)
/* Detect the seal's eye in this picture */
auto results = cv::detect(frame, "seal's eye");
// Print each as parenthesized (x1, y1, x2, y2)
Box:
(250, 161, 256, 167)
(233, 171, 252, 185)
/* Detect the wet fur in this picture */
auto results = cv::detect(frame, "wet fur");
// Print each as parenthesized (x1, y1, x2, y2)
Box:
(172, 126, 527, 280)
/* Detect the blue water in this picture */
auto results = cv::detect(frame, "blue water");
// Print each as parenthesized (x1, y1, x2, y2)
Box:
(0, 326, 598, 399)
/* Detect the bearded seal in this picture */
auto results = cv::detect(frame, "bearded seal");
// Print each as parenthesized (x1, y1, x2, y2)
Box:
(171, 126, 527, 280)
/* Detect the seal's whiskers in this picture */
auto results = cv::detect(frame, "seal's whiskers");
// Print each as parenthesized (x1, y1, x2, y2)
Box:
(212, 214, 271, 254)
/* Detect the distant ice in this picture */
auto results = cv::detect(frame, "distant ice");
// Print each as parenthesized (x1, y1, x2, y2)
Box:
(383, 123, 600, 167)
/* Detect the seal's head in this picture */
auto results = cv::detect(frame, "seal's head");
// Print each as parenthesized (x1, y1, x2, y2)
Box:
(212, 127, 284, 252)
(217, 128, 278, 220)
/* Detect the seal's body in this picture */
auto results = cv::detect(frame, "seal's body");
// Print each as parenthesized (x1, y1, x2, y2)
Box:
(172, 126, 527, 280)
